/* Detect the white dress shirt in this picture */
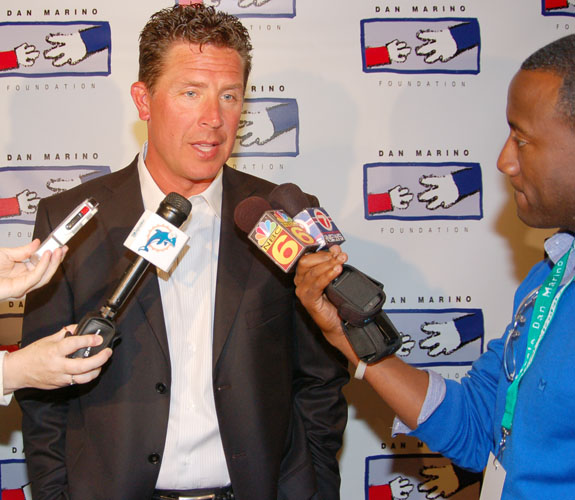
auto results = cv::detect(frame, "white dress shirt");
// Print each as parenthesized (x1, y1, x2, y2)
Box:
(137, 145, 230, 488)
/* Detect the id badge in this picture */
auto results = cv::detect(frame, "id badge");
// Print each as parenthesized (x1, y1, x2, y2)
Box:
(479, 452, 506, 500)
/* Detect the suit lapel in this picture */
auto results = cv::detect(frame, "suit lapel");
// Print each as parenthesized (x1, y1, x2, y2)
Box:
(97, 158, 170, 364)
(212, 167, 261, 367)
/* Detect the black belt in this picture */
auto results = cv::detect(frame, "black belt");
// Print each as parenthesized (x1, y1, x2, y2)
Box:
(153, 486, 234, 500)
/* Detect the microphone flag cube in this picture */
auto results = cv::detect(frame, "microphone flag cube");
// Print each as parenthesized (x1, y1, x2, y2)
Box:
(124, 210, 190, 272)
(248, 210, 317, 272)
(293, 207, 345, 249)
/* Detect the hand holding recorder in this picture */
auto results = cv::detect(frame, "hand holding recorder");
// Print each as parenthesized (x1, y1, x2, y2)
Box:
(0, 198, 112, 398)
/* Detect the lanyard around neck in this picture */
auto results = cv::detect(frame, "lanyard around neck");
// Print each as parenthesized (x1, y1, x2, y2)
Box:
(501, 242, 575, 435)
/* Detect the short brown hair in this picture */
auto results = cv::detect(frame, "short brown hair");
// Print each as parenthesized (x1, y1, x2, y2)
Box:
(138, 5, 253, 93)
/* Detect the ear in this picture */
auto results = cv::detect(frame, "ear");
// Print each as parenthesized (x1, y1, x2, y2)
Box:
(131, 81, 151, 121)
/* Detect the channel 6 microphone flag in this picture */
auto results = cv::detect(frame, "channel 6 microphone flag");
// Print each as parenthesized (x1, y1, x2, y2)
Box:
(236, 196, 317, 272)
(249, 210, 317, 272)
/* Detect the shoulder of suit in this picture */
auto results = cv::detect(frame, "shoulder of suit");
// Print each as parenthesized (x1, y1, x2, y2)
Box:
(40, 157, 138, 213)
(222, 165, 319, 202)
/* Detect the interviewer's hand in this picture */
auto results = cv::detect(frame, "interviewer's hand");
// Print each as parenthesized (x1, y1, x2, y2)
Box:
(0, 239, 66, 300)
(296, 248, 430, 428)
(3, 326, 112, 393)
(294, 246, 353, 355)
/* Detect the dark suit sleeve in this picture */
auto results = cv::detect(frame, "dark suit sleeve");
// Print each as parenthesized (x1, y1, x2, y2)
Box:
(292, 194, 349, 499)
(16, 199, 74, 500)
(292, 297, 349, 499)
(294, 195, 349, 500)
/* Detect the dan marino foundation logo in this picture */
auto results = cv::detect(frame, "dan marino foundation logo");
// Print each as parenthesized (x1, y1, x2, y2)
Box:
(177, 0, 296, 18)
(361, 17, 480, 74)
(0, 165, 110, 225)
(365, 454, 481, 500)
(0, 459, 32, 500)
(0, 21, 111, 77)
(364, 162, 483, 221)
(543, 0, 575, 15)
(233, 98, 299, 157)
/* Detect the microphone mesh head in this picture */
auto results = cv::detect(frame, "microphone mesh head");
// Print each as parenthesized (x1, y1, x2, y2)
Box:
(164, 192, 192, 217)
(157, 192, 192, 228)
(234, 196, 272, 233)
(269, 183, 311, 217)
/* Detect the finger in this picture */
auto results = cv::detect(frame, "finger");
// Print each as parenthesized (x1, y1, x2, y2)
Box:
(58, 331, 104, 356)
(2, 241, 39, 262)
(426, 490, 441, 500)
(428, 346, 442, 357)
(49, 324, 78, 342)
(327, 245, 345, 258)
(417, 190, 434, 202)
(21, 251, 54, 291)
(295, 251, 342, 282)
(69, 348, 113, 376)
(419, 338, 434, 349)
(69, 367, 103, 385)
(28, 246, 66, 291)
(427, 199, 441, 209)
(419, 176, 437, 187)
(296, 251, 337, 276)
(43, 47, 61, 59)
(53, 56, 69, 67)
(295, 258, 344, 302)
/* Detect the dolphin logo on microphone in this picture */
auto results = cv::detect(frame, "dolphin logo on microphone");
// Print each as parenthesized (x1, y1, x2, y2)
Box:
(138, 227, 177, 252)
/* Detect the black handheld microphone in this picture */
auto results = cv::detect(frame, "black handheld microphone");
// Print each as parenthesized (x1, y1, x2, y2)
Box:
(267, 183, 402, 364)
(69, 192, 192, 358)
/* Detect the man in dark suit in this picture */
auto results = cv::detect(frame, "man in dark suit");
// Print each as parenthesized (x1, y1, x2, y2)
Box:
(17, 6, 348, 500)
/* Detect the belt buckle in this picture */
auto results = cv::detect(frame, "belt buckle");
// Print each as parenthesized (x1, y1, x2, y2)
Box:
(180, 495, 216, 500)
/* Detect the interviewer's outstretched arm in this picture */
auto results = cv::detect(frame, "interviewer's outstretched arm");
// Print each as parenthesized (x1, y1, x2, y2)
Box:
(294, 246, 429, 429)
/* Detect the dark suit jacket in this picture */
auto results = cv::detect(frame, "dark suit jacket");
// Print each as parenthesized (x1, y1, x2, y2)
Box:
(16, 157, 349, 500)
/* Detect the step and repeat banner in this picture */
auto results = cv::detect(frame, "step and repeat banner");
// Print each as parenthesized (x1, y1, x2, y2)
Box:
(0, 0, 568, 498)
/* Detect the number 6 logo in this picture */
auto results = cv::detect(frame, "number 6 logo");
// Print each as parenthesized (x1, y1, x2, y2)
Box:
(271, 234, 302, 268)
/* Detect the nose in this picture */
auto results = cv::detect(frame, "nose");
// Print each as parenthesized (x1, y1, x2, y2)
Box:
(497, 134, 519, 177)
(200, 96, 223, 129)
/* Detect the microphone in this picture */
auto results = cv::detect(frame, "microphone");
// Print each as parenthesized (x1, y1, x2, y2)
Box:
(269, 183, 345, 249)
(234, 196, 317, 272)
(265, 183, 402, 364)
(69, 192, 192, 358)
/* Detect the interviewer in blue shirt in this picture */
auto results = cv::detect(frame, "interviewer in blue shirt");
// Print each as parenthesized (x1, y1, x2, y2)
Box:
(295, 34, 575, 499)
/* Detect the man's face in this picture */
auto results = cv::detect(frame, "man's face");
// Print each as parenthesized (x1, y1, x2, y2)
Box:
(131, 42, 245, 197)
(498, 69, 575, 232)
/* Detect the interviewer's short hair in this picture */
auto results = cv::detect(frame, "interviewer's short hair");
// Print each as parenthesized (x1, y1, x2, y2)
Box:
(521, 34, 575, 127)
(138, 5, 252, 93)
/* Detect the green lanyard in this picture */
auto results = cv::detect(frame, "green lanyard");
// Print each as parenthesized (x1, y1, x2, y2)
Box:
(500, 242, 575, 449)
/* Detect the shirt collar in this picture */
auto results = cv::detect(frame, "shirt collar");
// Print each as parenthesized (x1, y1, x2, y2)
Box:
(137, 142, 223, 219)
(544, 230, 575, 284)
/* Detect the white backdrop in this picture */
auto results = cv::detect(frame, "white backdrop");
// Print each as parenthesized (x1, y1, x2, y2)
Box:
(0, 0, 568, 498)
